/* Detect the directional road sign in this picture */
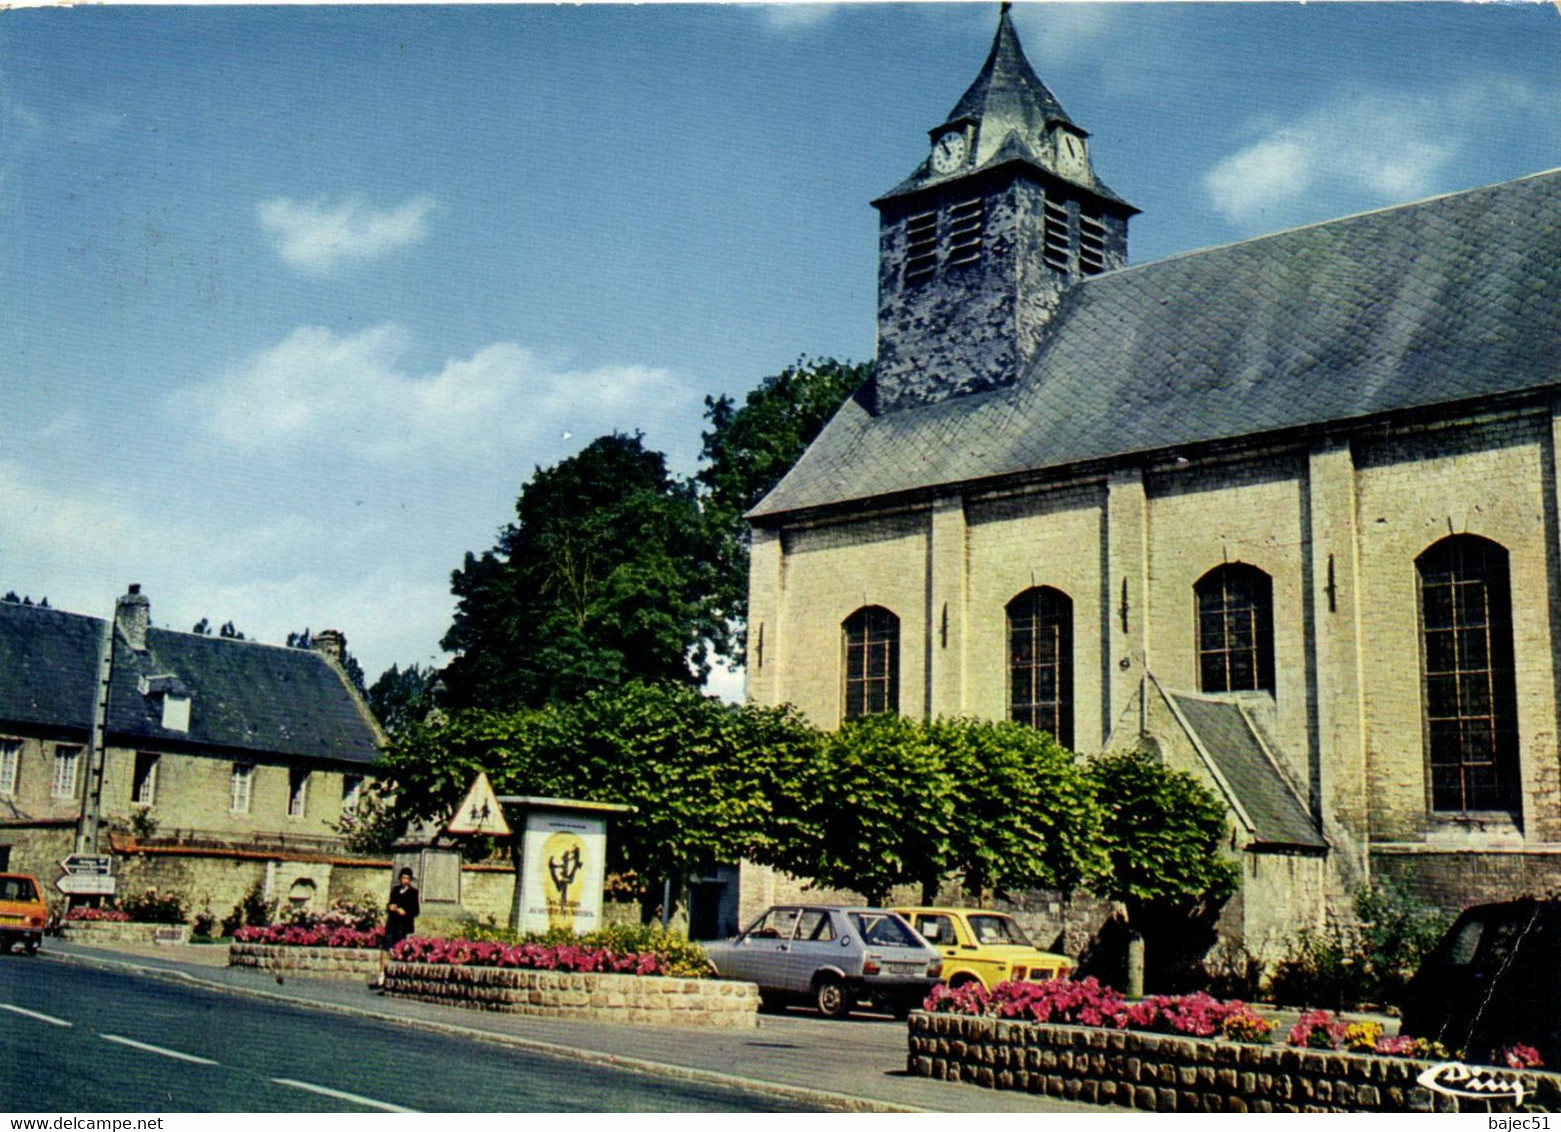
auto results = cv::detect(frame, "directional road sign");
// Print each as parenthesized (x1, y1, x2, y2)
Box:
(61, 854, 114, 876)
(57, 874, 117, 896)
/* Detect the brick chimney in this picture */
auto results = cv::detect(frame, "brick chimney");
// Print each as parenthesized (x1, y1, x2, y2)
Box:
(312, 628, 345, 666)
(115, 584, 150, 652)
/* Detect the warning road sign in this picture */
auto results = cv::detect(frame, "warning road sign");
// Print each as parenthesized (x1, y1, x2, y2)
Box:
(446, 771, 511, 836)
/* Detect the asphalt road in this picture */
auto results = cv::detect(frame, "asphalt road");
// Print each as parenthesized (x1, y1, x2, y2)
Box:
(0, 954, 803, 1112)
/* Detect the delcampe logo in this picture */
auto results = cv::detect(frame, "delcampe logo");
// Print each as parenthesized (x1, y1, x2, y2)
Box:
(1417, 1062, 1528, 1108)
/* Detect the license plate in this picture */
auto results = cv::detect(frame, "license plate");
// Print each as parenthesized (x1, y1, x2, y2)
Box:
(0, 914, 22, 924)
(883, 962, 922, 975)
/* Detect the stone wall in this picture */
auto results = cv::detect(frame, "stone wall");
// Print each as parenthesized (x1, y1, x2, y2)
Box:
(383, 962, 758, 1028)
(908, 1013, 1561, 1113)
(228, 942, 381, 980)
(60, 920, 188, 946)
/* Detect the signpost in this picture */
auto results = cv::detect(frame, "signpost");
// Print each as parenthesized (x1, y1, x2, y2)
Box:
(57, 874, 117, 896)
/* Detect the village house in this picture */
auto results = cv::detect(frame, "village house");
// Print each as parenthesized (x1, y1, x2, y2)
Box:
(0, 585, 394, 919)
(744, 9, 1561, 958)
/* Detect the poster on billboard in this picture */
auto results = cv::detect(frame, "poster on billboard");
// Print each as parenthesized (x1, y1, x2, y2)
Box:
(517, 809, 608, 934)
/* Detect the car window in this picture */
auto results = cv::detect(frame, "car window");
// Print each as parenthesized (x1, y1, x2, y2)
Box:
(968, 914, 1031, 946)
(851, 912, 919, 948)
(0, 877, 36, 902)
(914, 915, 954, 946)
(798, 909, 835, 942)
(744, 908, 800, 939)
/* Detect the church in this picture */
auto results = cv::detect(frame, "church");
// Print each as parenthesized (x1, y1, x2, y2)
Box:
(744, 7, 1561, 956)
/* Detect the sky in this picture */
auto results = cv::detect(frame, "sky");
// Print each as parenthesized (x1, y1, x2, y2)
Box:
(3, 2, 1560, 700)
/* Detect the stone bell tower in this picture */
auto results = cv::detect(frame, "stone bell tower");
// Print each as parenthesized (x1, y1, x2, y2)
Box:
(872, 4, 1137, 415)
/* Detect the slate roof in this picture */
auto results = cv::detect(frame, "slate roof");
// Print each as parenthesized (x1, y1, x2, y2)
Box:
(0, 601, 381, 765)
(1164, 690, 1325, 851)
(754, 168, 1561, 521)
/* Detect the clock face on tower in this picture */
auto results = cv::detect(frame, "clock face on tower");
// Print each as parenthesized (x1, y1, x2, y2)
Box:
(931, 130, 968, 175)
(1057, 132, 1087, 177)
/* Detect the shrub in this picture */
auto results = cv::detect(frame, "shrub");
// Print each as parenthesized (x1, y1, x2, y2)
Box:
(66, 906, 129, 922)
(120, 888, 186, 924)
(221, 883, 277, 937)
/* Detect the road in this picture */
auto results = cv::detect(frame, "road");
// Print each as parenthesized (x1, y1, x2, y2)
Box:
(0, 955, 803, 1112)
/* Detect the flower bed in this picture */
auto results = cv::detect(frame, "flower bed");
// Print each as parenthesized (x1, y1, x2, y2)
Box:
(379, 934, 753, 1027)
(391, 935, 670, 975)
(234, 923, 383, 949)
(912, 979, 1559, 1112)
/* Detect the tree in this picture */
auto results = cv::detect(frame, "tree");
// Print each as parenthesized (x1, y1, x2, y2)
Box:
(1086, 749, 1240, 997)
(219, 620, 246, 640)
(191, 618, 211, 635)
(376, 683, 820, 910)
(698, 358, 869, 663)
(756, 715, 1102, 907)
(367, 663, 440, 735)
(441, 432, 720, 710)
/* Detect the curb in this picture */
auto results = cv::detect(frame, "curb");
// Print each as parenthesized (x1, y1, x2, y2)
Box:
(42, 947, 921, 1113)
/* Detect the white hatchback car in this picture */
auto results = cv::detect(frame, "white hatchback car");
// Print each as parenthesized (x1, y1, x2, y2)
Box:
(705, 904, 943, 1019)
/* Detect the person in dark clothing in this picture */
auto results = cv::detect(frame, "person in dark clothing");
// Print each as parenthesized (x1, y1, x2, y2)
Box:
(385, 868, 421, 948)
(373, 868, 420, 988)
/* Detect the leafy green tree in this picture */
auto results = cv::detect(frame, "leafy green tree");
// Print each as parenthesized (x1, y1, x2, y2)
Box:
(698, 358, 868, 662)
(219, 620, 246, 640)
(937, 719, 1106, 902)
(367, 662, 440, 735)
(1087, 749, 1240, 996)
(192, 617, 211, 635)
(377, 683, 820, 910)
(441, 433, 720, 710)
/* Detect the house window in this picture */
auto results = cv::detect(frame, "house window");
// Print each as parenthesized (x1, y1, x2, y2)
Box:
(0, 740, 18, 798)
(1418, 535, 1521, 814)
(50, 746, 81, 800)
(842, 606, 900, 719)
(946, 197, 984, 268)
(288, 768, 310, 818)
(904, 209, 938, 285)
(1007, 587, 1074, 748)
(1196, 564, 1275, 694)
(230, 763, 254, 814)
(132, 752, 159, 806)
(342, 774, 363, 813)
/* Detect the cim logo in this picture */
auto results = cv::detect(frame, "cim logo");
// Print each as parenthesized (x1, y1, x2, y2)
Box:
(1417, 1062, 1528, 1108)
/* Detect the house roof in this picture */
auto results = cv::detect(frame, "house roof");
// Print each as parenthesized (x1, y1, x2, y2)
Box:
(1163, 689, 1325, 851)
(753, 167, 1561, 521)
(0, 601, 381, 765)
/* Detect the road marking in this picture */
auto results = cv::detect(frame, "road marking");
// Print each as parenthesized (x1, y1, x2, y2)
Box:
(0, 1003, 72, 1028)
(270, 1078, 418, 1113)
(101, 1033, 220, 1065)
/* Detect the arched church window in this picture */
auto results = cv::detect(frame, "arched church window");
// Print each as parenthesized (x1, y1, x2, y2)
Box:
(842, 606, 900, 719)
(1007, 587, 1073, 748)
(1417, 535, 1521, 814)
(1195, 564, 1275, 694)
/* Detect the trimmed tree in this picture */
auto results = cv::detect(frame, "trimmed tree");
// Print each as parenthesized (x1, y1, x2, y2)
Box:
(1086, 749, 1240, 997)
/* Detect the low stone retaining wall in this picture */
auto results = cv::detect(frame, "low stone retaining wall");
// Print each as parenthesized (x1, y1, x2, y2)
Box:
(384, 962, 759, 1028)
(228, 942, 382, 980)
(60, 920, 188, 946)
(908, 1013, 1561, 1113)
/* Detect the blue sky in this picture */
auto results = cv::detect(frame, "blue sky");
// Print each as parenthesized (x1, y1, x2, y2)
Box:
(4, 2, 1560, 697)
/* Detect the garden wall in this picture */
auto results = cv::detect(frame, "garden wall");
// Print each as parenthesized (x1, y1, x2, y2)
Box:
(383, 962, 758, 1028)
(907, 1013, 1561, 1113)
(228, 943, 381, 980)
(61, 920, 188, 946)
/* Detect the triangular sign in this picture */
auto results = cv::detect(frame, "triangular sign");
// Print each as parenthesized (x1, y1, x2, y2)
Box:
(445, 772, 511, 837)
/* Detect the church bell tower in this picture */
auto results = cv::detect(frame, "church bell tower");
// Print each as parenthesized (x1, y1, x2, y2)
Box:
(872, 4, 1137, 414)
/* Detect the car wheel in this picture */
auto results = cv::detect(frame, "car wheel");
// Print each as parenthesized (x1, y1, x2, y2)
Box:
(949, 974, 982, 991)
(24, 939, 39, 956)
(815, 977, 852, 1020)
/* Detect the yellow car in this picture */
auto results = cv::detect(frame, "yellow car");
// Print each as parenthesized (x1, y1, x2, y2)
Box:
(895, 906, 1072, 991)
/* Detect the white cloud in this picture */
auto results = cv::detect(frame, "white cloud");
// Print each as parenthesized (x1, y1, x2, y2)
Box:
(178, 323, 703, 470)
(256, 194, 436, 274)
(756, 4, 837, 33)
(1200, 77, 1561, 228)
